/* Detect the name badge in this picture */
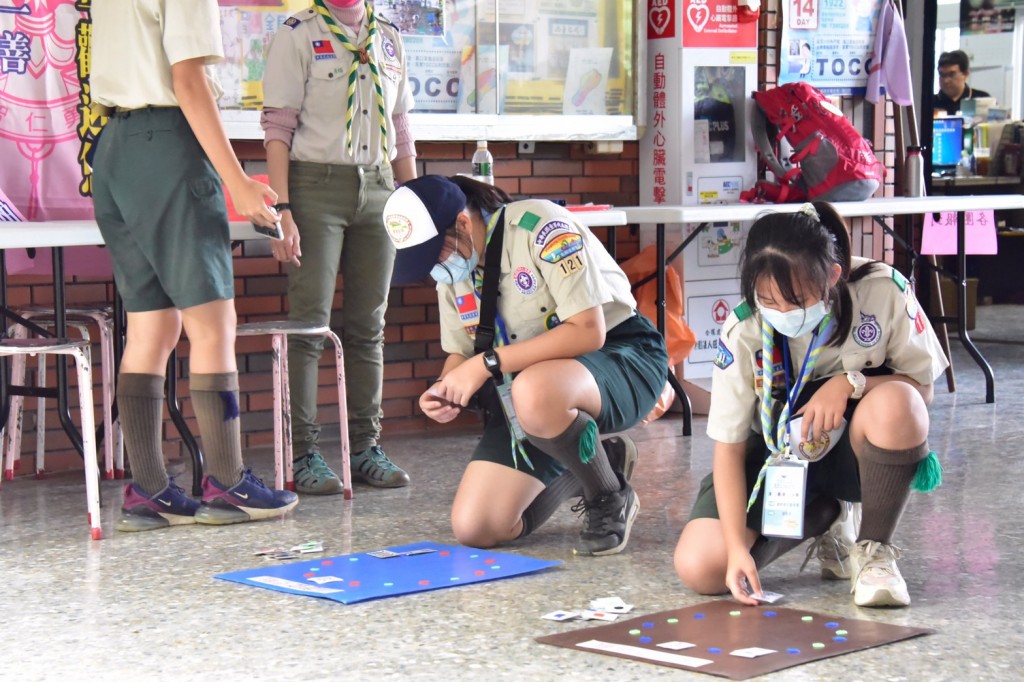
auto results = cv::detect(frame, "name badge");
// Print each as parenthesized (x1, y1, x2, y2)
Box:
(761, 458, 808, 539)
(495, 380, 527, 443)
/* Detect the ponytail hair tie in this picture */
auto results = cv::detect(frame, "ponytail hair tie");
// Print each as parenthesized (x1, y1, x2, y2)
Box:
(797, 202, 820, 221)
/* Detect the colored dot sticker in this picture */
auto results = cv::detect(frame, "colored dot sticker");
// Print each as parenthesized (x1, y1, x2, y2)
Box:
(450, 577, 460, 582)
(666, 618, 679, 624)
(321, 560, 333, 566)
(439, 551, 450, 556)
(836, 629, 848, 636)
(349, 581, 360, 587)
(639, 637, 652, 644)
(349, 557, 359, 562)
(787, 648, 801, 655)
(485, 559, 496, 564)
(801, 616, 814, 622)
(418, 580, 430, 586)
(694, 613, 705, 619)
(491, 565, 501, 570)
(708, 647, 722, 654)
(303, 572, 315, 578)
(474, 570, 485, 576)
(812, 643, 826, 649)
(729, 610, 742, 616)
(834, 636, 848, 643)
(629, 629, 642, 636)
(470, 554, 479, 558)
(383, 582, 393, 587)
(643, 622, 655, 629)
(825, 622, 840, 629)
(764, 611, 777, 617)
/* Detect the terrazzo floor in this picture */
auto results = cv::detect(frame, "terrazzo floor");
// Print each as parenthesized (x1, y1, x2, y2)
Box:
(1, 305, 1022, 681)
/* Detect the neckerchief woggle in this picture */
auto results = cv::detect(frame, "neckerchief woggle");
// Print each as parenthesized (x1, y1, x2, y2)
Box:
(746, 311, 836, 511)
(312, 0, 390, 160)
(469, 209, 533, 471)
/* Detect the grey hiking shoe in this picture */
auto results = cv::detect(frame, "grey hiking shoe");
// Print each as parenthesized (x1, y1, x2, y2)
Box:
(352, 445, 410, 488)
(293, 452, 342, 495)
(603, 434, 638, 483)
(572, 474, 639, 556)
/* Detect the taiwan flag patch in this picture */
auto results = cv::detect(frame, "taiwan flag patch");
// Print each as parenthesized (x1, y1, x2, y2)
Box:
(456, 294, 478, 322)
(312, 40, 336, 60)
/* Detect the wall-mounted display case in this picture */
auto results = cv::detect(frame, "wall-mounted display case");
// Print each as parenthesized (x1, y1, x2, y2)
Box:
(215, 0, 643, 141)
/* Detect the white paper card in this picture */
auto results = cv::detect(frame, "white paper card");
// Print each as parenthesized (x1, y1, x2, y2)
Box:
(657, 641, 697, 651)
(541, 610, 579, 621)
(730, 647, 777, 658)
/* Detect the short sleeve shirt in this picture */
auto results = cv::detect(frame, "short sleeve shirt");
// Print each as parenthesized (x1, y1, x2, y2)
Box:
(263, 7, 416, 165)
(92, 0, 224, 108)
(438, 200, 637, 357)
(706, 258, 950, 444)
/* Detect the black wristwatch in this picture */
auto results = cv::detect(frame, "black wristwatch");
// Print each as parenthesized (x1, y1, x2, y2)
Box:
(272, 202, 291, 213)
(482, 349, 502, 379)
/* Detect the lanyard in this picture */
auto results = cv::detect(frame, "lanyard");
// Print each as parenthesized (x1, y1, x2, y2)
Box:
(312, 0, 389, 160)
(747, 313, 835, 511)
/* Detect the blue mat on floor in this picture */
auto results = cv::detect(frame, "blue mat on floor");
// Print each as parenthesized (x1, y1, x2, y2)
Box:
(215, 541, 562, 604)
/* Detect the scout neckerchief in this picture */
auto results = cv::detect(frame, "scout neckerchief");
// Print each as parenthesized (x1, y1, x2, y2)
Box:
(471, 208, 533, 471)
(746, 311, 836, 511)
(312, 0, 389, 160)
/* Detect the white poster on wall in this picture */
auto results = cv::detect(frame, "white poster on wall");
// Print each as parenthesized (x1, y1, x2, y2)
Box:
(562, 47, 613, 114)
(684, 279, 744, 379)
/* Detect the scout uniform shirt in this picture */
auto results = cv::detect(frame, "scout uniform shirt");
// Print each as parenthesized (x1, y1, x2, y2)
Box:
(92, 0, 224, 108)
(263, 6, 415, 165)
(707, 257, 949, 444)
(438, 200, 637, 358)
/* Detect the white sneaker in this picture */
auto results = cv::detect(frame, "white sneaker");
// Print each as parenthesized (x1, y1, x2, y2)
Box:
(851, 540, 911, 608)
(802, 501, 860, 580)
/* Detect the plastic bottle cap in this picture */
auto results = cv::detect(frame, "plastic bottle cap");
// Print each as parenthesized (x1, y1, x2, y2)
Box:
(478, 141, 488, 148)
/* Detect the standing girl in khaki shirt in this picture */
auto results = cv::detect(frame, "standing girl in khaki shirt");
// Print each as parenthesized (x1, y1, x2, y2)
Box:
(262, 0, 417, 494)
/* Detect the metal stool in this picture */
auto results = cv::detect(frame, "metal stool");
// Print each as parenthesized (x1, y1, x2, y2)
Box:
(236, 320, 352, 499)
(0, 338, 102, 539)
(4, 305, 120, 480)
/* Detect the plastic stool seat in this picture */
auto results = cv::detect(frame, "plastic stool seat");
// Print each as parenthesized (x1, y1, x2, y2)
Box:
(0, 337, 103, 539)
(236, 320, 351, 499)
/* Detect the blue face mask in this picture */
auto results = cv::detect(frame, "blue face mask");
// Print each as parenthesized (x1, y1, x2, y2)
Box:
(430, 230, 479, 284)
(758, 300, 830, 338)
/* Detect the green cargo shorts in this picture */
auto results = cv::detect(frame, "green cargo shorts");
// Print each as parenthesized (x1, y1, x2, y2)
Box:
(471, 313, 669, 484)
(92, 107, 234, 312)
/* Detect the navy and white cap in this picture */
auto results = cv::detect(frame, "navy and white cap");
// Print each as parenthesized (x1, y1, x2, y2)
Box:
(384, 175, 467, 284)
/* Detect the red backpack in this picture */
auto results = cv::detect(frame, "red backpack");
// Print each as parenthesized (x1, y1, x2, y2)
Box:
(741, 82, 884, 203)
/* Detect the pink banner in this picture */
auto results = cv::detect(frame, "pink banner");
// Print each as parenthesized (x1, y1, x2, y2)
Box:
(1, 1, 109, 277)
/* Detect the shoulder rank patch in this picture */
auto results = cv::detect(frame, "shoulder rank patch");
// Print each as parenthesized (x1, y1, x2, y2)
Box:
(714, 340, 735, 370)
(891, 269, 908, 292)
(517, 211, 541, 232)
(733, 300, 752, 321)
(284, 16, 299, 28)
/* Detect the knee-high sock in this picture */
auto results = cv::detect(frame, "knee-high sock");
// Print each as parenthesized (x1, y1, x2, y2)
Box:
(191, 372, 244, 487)
(526, 411, 618, 500)
(856, 439, 929, 544)
(118, 373, 168, 495)
(517, 470, 583, 539)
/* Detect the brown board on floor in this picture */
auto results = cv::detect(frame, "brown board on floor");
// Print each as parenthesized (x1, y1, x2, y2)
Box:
(536, 600, 934, 680)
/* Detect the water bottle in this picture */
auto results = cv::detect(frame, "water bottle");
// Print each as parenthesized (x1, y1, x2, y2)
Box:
(471, 141, 494, 185)
(904, 146, 924, 197)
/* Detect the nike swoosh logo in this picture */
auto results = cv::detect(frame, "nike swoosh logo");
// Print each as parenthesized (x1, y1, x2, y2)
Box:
(234, 492, 249, 500)
(158, 499, 173, 507)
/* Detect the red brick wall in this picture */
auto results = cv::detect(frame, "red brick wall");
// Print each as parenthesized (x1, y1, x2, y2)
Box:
(7, 141, 642, 473)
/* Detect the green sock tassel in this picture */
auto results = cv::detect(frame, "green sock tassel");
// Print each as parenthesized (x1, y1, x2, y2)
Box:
(578, 418, 597, 464)
(911, 451, 942, 492)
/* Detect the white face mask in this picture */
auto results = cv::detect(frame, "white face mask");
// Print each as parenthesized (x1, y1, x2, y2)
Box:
(429, 232, 478, 284)
(758, 300, 830, 338)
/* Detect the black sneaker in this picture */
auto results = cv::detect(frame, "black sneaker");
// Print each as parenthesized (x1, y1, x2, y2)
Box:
(602, 435, 638, 483)
(351, 445, 410, 488)
(572, 475, 639, 556)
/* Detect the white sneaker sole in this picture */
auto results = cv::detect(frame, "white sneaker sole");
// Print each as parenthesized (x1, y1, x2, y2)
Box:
(854, 584, 910, 608)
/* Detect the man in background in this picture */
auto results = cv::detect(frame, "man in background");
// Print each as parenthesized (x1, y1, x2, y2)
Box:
(933, 50, 990, 116)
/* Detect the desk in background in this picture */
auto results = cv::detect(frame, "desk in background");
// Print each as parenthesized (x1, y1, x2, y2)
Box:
(621, 195, 1024, 406)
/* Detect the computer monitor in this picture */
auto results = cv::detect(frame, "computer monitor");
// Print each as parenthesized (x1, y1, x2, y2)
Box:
(932, 117, 964, 173)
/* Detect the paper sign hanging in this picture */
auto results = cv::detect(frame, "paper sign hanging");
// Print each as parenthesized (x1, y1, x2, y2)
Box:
(920, 210, 998, 256)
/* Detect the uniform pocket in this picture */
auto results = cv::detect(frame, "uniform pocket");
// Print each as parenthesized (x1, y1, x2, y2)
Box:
(841, 349, 886, 372)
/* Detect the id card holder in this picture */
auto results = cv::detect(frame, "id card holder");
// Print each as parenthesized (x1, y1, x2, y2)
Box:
(761, 457, 809, 539)
(494, 380, 527, 443)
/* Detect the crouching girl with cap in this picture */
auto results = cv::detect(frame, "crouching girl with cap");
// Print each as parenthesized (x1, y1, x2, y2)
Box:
(673, 202, 948, 607)
(383, 175, 668, 555)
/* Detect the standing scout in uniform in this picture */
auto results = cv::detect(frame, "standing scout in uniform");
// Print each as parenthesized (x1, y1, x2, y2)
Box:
(382, 176, 668, 556)
(91, 0, 298, 531)
(262, 0, 418, 494)
(674, 202, 948, 607)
